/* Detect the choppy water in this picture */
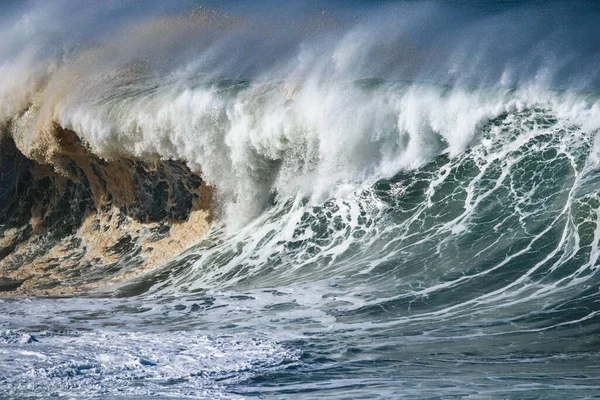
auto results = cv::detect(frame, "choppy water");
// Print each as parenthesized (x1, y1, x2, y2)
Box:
(2, 1, 600, 398)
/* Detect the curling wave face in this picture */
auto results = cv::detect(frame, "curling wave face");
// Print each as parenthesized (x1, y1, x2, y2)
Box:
(1, 1, 600, 398)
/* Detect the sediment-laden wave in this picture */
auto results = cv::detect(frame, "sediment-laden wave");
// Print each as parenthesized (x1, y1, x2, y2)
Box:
(0, 120, 212, 295)
(1, 1, 600, 398)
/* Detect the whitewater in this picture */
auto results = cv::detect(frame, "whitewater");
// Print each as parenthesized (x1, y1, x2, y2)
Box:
(1, 0, 600, 398)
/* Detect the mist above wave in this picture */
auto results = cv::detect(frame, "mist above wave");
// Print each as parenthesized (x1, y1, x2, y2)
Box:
(2, 0, 600, 226)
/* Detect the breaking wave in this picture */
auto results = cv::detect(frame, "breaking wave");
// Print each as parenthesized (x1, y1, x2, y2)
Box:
(1, 1, 600, 398)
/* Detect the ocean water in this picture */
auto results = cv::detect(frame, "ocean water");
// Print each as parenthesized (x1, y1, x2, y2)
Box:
(1, 1, 600, 398)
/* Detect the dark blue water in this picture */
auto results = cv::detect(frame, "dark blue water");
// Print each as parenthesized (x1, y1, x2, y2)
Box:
(1, 1, 600, 398)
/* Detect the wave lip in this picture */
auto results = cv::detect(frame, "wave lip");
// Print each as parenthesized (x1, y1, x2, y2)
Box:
(0, 2, 600, 398)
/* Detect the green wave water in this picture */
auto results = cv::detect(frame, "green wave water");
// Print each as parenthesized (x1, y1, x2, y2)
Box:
(1, 1, 600, 398)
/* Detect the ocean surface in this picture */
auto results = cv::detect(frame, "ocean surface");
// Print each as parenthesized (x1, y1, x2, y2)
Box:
(1, 1, 600, 398)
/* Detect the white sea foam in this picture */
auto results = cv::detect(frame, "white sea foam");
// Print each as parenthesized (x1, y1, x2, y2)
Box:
(2, 2, 600, 399)
(2, 1, 600, 228)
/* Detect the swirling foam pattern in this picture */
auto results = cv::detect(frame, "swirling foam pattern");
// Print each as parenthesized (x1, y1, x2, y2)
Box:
(1, 1, 600, 398)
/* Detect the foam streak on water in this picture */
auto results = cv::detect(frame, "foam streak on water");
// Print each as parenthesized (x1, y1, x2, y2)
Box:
(1, 1, 600, 398)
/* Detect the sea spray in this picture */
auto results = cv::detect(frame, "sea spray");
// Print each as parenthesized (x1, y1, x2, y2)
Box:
(1, 1, 600, 398)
